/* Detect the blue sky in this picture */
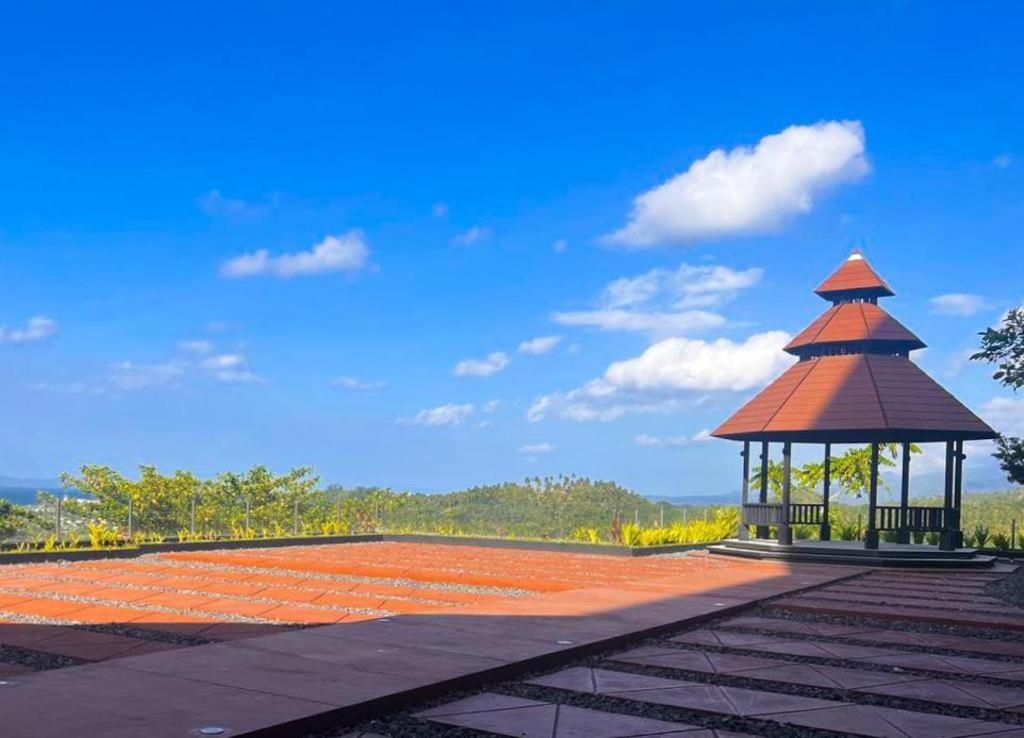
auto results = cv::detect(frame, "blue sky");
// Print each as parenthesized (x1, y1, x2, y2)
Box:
(1, 2, 1021, 496)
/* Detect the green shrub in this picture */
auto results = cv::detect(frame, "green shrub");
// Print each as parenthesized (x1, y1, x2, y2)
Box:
(991, 533, 1011, 551)
(973, 525, 991, 548)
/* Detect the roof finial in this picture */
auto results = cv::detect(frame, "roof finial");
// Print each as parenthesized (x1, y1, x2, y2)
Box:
(847, 247, 864, 261)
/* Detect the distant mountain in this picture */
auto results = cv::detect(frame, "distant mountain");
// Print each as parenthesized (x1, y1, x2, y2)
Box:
(0, 475, 71, 505)
(645, 492, 738, 507)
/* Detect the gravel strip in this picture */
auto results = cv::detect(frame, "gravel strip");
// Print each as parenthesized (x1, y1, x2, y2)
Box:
(0, 586, 305, 626)
(0, 643, 84, 671)
(986, 565, 1024, 609)
(0, 568, 423, 613)
(76, 622, 215, 646)
(135, 555, 533, 597)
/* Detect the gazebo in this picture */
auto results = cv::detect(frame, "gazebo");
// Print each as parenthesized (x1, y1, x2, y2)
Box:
(710, 251, 997, 565)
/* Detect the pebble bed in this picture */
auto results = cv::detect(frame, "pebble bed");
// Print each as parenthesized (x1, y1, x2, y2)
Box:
(986, 565, 1024, 608)
(313, 568, 1024, 738)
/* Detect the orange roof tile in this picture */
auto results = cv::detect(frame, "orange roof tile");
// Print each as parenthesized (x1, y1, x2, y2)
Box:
(784, 302, 925, 355)
(712, 354, 996, 442)
(815, 252, 894, 299)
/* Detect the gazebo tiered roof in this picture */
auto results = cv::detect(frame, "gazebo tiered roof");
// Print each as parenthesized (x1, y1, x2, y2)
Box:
(814, 250, 894, 299)
(783, 302, 924, 355)
(713, 251, 995, 443)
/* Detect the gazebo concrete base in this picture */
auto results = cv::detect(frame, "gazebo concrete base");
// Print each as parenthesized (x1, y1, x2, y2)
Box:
(709, 538, 996, 568)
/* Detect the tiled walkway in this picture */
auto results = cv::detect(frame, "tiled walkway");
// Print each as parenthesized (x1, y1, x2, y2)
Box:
(0, 542, 853, 737)
(403, 566, 1024, 738)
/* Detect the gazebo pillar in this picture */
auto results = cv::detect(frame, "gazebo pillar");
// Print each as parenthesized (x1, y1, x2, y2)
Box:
(953, 440, 965, 548)
(864, 442, 880, 549)
(820, 442, 831, 541)
(756, 441, 770, 539)
(779, 442, 793, 545)
(738, 442, 750, 541)
(897, 441, 911, 544)
(940, 440, 956, 551)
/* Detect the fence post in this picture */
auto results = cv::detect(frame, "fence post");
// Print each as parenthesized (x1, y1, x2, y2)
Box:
(190, 495, 197, 537)
(55, 497, 62, 540)
(293, 499, 299, 536)
(1012, 519, 1017, 551)
(659, 503, 664, 528)
(245, 499, 251, 533)
(127, 498, 133, 539)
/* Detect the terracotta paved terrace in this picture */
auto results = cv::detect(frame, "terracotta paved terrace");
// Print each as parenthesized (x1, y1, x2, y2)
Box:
(0, 540, 858, 736)
(0, 542, 754, 668)
(0, 541, 1020, 737)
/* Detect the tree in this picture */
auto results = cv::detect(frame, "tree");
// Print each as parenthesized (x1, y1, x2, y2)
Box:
(971, 307, 1024, 485)
(751, 443, 919, 500)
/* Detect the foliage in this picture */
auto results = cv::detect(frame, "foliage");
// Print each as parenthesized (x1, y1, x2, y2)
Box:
(59, 465, 328, 539)
(972, 308, 1024, 390)
(990, 533, 1011, 551)
(346, 476, 702, 540)
(972, 308, 1024, 485)
(615, 508, 738, 547)
(0, 499, 47, 538)
(973, 525, 991, 549)
(993, 436, 1024, 488)
(751, 444, 920, 500)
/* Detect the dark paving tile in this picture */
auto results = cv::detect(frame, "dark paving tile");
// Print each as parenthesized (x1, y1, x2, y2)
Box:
(717, 684, 840, 717)
(619, 683, 741, 716)
(0, 663, 331, 738)
(529, 666, 685, 696)
(416, 692, 547, 717)
(425, 701, 558, 736)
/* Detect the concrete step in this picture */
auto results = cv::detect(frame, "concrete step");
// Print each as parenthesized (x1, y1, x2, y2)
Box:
(708, 544, 996, 569)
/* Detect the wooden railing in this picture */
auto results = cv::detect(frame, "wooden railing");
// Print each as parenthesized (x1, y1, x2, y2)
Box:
(742, 503, 824, 526)
(876, 505, 948, 532)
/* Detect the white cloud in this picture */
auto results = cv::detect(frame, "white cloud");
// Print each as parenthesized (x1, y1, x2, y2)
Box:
(200, 353, 265, 384)
(553, 309, 725, 335)
(605, 120, 868, 246)
(518, 443, 554, 455)
(606, 331, 794, 392)
(603, 263, 763, 310)
(994, 154, 1012, 169)
(110, 360, 187, 391)
(178, 339, 214, 355)
(198, 190, 275, 218)
(331, 376, 387, 391)
(432, 202, 449, 218)
(553, 238, 568, 253)
(0, 316, 59, 345)
(29, 381, 106, 396)
(400, 403, 474, 427)
(221, 231, 370, 278)
(451, 226, 490, 247)
(518, 335, 562, 355)
(483, 399, 500, 413)
(528, 331, 793, 423)
(982, 397, 1024, 437)
(454, 351, 510, 378)
(634, 430, 711, 448)
(552, 263, 759, 336)
(929, 293, 991, 317)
